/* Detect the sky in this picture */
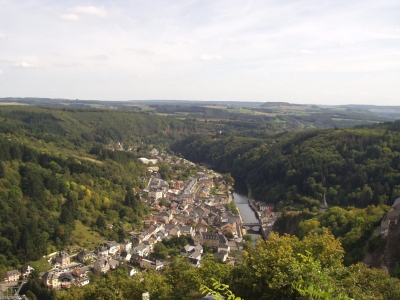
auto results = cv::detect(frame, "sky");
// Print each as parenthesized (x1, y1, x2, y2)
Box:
(0, 0, 399, 105)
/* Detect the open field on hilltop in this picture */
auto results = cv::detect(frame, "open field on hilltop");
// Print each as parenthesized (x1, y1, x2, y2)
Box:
(0, 102, 29, 105)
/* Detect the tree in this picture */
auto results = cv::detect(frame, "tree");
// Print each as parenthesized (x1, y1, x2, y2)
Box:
(153, 242, 168, 259)
(230, 229, 345, 299)
(293, 252, 352, 300)
(96, 215, 107, 230)
(200, 278, 242, 300)
(0, 161, 5, 178)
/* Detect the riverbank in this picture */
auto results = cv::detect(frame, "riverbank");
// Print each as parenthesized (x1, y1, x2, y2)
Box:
(230, 192, 244, 239)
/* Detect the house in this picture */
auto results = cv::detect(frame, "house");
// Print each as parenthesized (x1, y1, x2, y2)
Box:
(93, 258, 110, 274)
(127, 266, 137, 277)
(214, 251, 229, 262)
(77, 277, 90, 287)
(165, 224, 181, 237)
(157, 211, 173, 222)
(173, 181, 184, 190)
(21, 264, 34, 278)
(120, 250, 132, 262)
(97, 245, 109, 257)
(179, 225, 195, 237)
(197, 224, 208, 233)
(180, 245, 195, 256)
(180, 193, 194, 203)
(143, 240, 154, 251)
(5, 270, 21, 282)
(55, 251, 70, 268)
(71, 269, 85, 278)
(106, 241, 120, 255)
(120, 239, 132, 252)
(59, 273, 74, 289)
(140, 259, 164, 271)
(133, 243, 150, 257)
(194, 206, 211, 216)
(154, 230, 169, 241)
(108, 259, 120, 270)
(218, 243, 230, 253)
(199, 186, 210, 198)
(194, 244, 203, 253)
(188, 257, 201, 267)
(149, 188, 163, 200)
(189, 250, 202, 260)
(130, 254, 143, 266)
(77, 249, 93, 263)
(42, 271, 60, 288)
(193, 232, 228, 248)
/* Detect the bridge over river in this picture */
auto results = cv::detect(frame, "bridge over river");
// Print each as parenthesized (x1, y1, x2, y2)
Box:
(242, 222, 262, 226)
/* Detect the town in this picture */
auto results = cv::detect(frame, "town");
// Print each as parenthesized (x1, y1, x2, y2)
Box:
(1, 147, 278, 295)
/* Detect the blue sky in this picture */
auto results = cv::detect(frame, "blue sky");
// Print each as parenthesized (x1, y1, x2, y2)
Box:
(0, 0, 399, 105)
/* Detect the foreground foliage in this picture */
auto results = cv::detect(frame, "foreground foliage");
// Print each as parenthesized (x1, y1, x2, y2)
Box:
(55, 231, 400, 300)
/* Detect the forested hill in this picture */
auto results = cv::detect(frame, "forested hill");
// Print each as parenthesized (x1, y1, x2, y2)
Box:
(0, 106, 197, 150)
(0, 106, 200, 278)
(173, 120, 400, 209)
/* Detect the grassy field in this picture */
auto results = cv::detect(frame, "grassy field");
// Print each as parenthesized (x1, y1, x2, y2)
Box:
(0, 102, 29, 105)
(70, 221, 103, 251)
(28, 257, 52, 273)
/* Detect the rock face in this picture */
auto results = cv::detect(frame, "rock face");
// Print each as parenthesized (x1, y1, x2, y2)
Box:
(386, 220, 400, 270)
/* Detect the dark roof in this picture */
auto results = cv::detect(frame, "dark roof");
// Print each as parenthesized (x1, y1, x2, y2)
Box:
(59, 273, 74, 281)
(6, 270, 21, 276)
(21, 264, 32, 273)
(201, 232, 227, 243)
(188, 257, 200, 265)
(57, 251, 69, 258)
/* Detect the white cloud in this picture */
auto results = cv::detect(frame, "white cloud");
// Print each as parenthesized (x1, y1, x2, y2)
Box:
(299, 49, 315, 54)
(125, 48, 155, 55)
(14, 62, 38, 68)
(0, 70, 3, 75)
(60, 14, 80, 21)
(89, 55, 109, 60)
(340, 39, 355, 45)
(200, 54, 222, 61)
(54, 62, 83, 67)
(226, 38, 250, 46)
(0, 33, 6, 39)
(71, 6, 108, 17)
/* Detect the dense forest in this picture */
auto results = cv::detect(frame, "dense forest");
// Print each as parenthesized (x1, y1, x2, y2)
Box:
(0, 136, 150, 273)
(173, 121, 400, 209)
(2, 105, 400, 299)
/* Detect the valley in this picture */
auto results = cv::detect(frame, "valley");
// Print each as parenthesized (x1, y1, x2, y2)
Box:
(0, 103, 400, 299)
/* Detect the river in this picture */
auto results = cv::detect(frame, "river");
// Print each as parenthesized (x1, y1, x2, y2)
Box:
(233, 192, 261, 239)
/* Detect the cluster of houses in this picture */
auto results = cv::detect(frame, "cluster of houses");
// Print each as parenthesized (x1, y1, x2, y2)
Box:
(3, 265, 34, 283)
(40, 240, 138, 289)
(3, 149, 245, 291)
